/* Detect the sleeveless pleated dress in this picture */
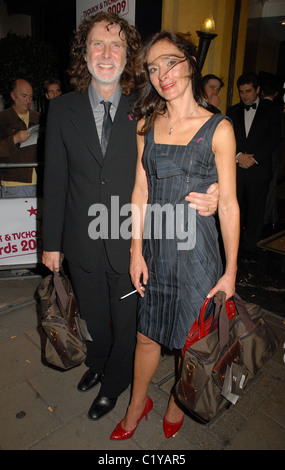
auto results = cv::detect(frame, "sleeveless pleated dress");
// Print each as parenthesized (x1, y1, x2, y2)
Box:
(137, 113, 230, 350)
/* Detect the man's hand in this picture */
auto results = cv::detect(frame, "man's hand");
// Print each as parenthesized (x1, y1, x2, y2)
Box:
(237, 153, 256, 169)
(185, 183, 219, 216)
(42, 251, 61, 272)
(13, 130, 31, 145)
(209, 94, 220, 108)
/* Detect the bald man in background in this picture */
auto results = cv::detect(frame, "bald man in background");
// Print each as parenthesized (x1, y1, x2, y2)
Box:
(0, 79, 40, 198)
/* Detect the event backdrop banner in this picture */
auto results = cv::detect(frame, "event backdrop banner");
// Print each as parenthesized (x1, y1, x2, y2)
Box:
(76, 0, 136, 27)
(0, 198, 42, 266)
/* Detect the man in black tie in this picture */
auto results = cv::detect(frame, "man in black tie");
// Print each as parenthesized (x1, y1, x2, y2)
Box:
(227, 73, 281, 258)
(243, 103, 256, 110)
(42, 12, 220, 422)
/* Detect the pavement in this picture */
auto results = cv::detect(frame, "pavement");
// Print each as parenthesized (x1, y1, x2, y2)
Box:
(0, 269, 284, 452)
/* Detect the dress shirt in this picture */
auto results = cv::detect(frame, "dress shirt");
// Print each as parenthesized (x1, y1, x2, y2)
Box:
(88, 83, 122, 144)
(236, 97, 260, 162)
(244, 97, 259, 137)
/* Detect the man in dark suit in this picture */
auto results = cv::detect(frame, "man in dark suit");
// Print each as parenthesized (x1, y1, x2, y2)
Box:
(42, 12, 219, 421)
(227, 73, 281, 258)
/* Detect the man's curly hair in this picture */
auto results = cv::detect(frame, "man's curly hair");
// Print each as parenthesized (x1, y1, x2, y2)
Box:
(68, 12, 141, 95)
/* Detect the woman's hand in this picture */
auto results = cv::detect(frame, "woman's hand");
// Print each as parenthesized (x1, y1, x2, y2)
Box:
(207, 272, 236, 300)
(130, 250, 149, 297)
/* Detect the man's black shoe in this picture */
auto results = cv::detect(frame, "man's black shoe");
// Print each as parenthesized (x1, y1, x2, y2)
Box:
(88, 395, 117, 421)
(77, 369, 102, 392)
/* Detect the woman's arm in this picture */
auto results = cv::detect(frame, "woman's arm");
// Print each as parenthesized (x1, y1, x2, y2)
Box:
(130, 121, 149, 296)
(208, 119, 240, 300)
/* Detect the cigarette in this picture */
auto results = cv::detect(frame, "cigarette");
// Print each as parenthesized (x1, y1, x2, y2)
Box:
(253, 159, 258, 164)
(120, 287, 144, 299)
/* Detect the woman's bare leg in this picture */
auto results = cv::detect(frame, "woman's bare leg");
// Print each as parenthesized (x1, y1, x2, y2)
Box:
(164, 394, 184, 423)
(164, 355, 184, 423)
(122, 332, 161, 431)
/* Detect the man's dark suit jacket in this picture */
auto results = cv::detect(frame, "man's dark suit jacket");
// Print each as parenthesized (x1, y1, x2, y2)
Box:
(226, 98, 281, 181)
(0, 106, 40, 183)
(42, 90, 138, 273)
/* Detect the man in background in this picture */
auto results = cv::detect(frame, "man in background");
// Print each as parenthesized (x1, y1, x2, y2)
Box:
(0, 79, 40, 198)
(44, 78, 62, 100)
(227, 73, 281, 259)
(202, 74, 224, 114)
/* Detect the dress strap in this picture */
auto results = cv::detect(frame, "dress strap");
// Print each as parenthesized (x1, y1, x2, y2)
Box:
(207, 113, 231, 134)
(194, 113, 231, 146)
(144, 121, 155, 144)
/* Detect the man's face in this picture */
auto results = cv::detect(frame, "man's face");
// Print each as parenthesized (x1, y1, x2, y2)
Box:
(204, 78, 221, 100)
(11, 80, 33, 114)
(46, 83, 61, 99)
(85, 21, 127, 91)
(239, 83, 260, 106)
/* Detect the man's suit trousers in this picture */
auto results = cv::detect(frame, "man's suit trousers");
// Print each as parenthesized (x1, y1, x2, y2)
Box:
(68, 244, 137, 398)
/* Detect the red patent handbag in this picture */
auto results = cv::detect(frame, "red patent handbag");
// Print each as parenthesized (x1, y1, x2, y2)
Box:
(181, 294, 236, 356)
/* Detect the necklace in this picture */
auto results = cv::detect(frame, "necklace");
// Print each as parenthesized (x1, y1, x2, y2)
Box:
(166, 104, 198, 135)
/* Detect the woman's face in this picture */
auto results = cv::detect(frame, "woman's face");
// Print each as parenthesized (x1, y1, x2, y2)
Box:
(147, 39, 192, 101)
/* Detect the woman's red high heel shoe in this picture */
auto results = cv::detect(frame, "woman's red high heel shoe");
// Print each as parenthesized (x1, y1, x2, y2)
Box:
(110, 396, 153, 440)
(163, 415, 184, 438)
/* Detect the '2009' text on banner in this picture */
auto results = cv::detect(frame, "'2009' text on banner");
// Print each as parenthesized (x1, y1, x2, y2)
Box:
(76, 0, 136, 28)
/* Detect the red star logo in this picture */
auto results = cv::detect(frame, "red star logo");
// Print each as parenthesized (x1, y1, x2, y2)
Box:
(27, 206, 37, 216)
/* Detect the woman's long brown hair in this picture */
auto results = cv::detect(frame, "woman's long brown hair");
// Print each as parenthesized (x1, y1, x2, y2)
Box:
(132, 30, 206, 135)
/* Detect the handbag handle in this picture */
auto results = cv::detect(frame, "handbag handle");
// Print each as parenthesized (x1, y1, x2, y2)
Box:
(198, 290, 256, 351)
(50, 267, 70, 316)
(214, 292, 256, 351)
(198, 296, 212, 337)
(199, 292, 231, 337)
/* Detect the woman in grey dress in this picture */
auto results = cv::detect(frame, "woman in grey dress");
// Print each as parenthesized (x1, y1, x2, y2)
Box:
(110, 31, 239, 440)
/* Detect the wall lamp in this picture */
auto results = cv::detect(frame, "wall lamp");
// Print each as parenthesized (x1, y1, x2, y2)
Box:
(196, 17, 217, 71)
